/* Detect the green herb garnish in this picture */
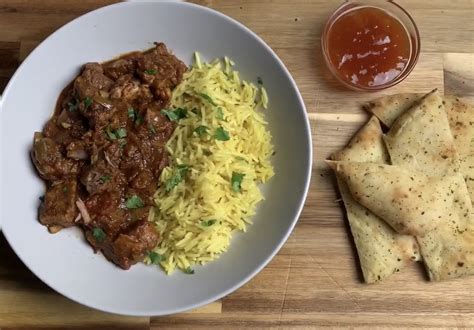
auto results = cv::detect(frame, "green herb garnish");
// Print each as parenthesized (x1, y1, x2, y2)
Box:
(115, 128, 127, 139)
(149, 251, 164, 264)
(92, 228, 106, 242)
(83, 97, 93, 109)
(106, 127, 127, 140)
(214, 127, 230, 141)
(144, 69, 157, 75)
(119, 139, 127, 148)
(161, 108, 187, 121)
(198, 92, 217, 106)
(165, 164, 189, 192)
(231, 172, 245, 192)
(194, 125, 209, 137)
(202, 219, 217, 227)
(128, 107, 143, 126)
(100, 175, 111, 183)
(149, 125, 156, 134)
(62, 186, 68, 193)
(106, 126, 117, 140)
(128, 107, 136, 119)
(184, 267, 195, 274)
(257, 76, 263, 85)
(125, 195, 144, 209)
(216, 107, 224, 120)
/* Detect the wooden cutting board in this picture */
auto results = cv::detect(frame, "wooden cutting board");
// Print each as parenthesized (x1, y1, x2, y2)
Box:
(0, 0, 473, 328)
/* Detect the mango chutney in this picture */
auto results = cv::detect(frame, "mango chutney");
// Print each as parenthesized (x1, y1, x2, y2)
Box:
(325, 6, 412, 89)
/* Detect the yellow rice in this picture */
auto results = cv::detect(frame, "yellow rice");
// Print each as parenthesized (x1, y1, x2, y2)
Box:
(147, 53, 274, 274)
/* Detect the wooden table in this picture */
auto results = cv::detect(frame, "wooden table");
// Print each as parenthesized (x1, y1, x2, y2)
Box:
(1, 0, 473, 328)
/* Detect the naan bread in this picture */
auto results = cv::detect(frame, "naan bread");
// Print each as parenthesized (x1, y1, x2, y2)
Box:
(331, 117, 419, 283)
(384, 89, 460, 177)
(418, 218, 474, 281)
(363, 93, 424, 127)
(363, 91, 474, 280)
(444, 96, 474, 201)
(333, 161, 474, 281)
(329, 162, 470, 237)
(364, 92, 474, 199)
(416, 174, 474, 280)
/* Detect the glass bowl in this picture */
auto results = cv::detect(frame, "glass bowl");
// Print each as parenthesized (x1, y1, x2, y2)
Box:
(321, 0, 420, 91)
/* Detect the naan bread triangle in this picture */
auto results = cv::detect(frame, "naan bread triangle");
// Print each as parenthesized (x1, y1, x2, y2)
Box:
(384, 89, 460, 177)
(364, 92, 474, 199)
(331, 161, 474, 280)
(363, 93, 424, 127)
(444, 96, 474, 201)
(330, 117, 420, 283)
(329, 162, 469, 237)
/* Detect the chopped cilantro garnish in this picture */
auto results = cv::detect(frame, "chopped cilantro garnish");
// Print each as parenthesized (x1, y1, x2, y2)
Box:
(214, 127, 230, 141)
(128, 107, 135, 119)
(161, 108, 187, 121)
(184, 267, 195, 274)
(149, 125, 156, 134)
(198, 92, 217, 106)
(144, 69, 157, 75)
(62, 186, 68, 193)
(165, 164, 189, 192)
(231, 172, 245, 192)
(100, 175, 111, 183)
(201, 219, 217, 227)
(216, 107, 224, 120)
(194, 125, 209, 137)
(83, 97, 93, 109)
(125, 195, 144, 209)
(128, 107, 143, 126)
(149, 251, 164, 264)
(119, 139, 127, 148)
(106, 127, 127, 140)
(115, 128, 127, 139)
(106, 126, 117, 140)
(92, 228, 106, 242)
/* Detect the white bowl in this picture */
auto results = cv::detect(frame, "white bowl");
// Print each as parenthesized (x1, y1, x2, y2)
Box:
(0, 2, 312, 316)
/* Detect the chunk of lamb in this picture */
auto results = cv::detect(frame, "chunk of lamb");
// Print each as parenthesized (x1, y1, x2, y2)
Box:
(136, 43, 187, 103)
(103, 58, 136, 80)
(80, 159, 126, 195)
(109, 74, 153, 105)
(73, 63, 116, 127)
(39, 179, 78, 230)
(85, 220, 159, 270)
(74, 63, 114, 99)
(85, 190, 129, 237)
(32, 133, 79, 181)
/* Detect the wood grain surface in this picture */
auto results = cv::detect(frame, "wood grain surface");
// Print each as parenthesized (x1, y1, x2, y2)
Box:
(1, 0, 473, 328)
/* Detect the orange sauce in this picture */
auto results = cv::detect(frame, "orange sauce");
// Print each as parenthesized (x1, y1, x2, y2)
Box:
(326, 6, 411, 88)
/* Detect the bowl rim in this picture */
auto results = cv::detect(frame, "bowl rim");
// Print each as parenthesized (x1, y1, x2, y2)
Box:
(0, 1, 313, 316)
(321, 0, 421, 92)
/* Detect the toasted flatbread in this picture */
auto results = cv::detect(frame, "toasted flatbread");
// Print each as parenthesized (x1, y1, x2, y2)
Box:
(329, 162, 470, 237)
(364, 92, 474, 199)
(331, 117, 419, 283)
(333, 161, 474, 281)
(416, 174, 474, 281)
(363, 93, 424, 127)
(417, 219, 474, 281)
(384, 89, 460, 177)
(444, 96, 474, 201)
